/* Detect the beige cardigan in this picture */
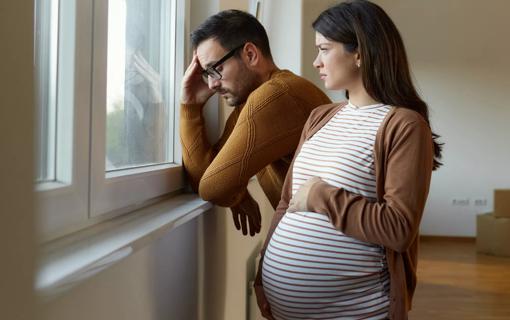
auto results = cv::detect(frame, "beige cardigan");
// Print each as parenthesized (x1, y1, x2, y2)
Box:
(256, 102, 434, 320)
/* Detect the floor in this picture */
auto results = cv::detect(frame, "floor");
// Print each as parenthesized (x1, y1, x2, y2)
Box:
(409, 237, 510, 320)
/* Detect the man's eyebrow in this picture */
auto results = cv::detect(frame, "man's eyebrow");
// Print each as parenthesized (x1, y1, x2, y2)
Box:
(203, 59, 219, 69)
(196, 57, 212, 70)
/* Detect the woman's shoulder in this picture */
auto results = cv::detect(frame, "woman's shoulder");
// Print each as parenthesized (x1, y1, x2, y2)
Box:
(386, 106, 429, 128)
(382, 106, 431, 143)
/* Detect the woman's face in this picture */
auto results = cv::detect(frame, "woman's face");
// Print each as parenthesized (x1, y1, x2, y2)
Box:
(313, 32, 361, 91)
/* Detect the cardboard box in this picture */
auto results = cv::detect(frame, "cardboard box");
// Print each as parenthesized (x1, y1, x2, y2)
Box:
(494, 189, 510, 218)
(476, 213, 510, 257)
(476, 213, 493, 254)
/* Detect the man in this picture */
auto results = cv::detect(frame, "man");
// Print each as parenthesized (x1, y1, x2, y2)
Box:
(180, 10, 331, 236)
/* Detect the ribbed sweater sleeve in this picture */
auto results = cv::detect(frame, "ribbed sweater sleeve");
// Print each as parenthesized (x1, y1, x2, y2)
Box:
(179, 102, 240, 192)
(197, 80, 316, 207)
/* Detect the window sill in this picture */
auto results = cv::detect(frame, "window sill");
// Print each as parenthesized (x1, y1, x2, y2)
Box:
(36, 193, 211, 302)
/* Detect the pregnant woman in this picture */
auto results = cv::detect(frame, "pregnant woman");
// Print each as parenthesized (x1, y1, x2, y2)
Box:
(254, 1, 443, 319)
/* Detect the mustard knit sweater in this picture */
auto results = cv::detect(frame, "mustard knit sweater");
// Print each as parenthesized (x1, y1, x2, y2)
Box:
(180, 69, 331, 208)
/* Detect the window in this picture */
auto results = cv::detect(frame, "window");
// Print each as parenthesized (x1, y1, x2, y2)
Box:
(35, 0, 187, 240)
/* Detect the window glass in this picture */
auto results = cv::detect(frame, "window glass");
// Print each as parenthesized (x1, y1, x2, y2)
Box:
(34, 0, 59, 182)
(106, 0, 172, 171)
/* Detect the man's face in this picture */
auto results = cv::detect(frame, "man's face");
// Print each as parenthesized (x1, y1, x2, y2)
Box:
(196, 38, 259, 106)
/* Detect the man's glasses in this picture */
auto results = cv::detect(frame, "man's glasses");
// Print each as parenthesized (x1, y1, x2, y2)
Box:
(201, 44, 245, 84)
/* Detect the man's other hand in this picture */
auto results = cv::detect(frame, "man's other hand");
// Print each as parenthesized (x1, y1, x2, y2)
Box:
(230, 193, 262, 236)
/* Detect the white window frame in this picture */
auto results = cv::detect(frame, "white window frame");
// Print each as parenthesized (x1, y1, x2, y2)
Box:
(36, 0, 188, 241)
(36, 0, 91, 240)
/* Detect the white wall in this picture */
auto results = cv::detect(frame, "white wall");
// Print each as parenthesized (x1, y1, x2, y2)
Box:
(0, 1, 36, 320)
(375, 0, 510, 236)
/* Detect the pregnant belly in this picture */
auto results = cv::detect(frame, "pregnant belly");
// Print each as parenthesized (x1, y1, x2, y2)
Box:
(261, 211, 390, 320)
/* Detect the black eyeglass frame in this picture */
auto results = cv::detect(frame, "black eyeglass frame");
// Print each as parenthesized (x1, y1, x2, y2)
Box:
(201, 44, 245, 83)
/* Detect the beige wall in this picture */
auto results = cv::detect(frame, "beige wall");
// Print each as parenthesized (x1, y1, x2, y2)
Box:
(0, 0, 35, 320)
(199, 185, 273, 320)
(219, 0, 248, 11)
(0, 0, 36, 319)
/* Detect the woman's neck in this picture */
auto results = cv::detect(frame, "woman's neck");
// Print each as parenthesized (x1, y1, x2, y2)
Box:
(347, 83, 379, 107)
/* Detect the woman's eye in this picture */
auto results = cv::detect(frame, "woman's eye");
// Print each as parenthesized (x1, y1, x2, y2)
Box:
(216, 65, 224, 72)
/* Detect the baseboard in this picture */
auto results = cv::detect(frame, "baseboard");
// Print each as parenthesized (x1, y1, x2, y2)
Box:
(420, 235, 475, 242)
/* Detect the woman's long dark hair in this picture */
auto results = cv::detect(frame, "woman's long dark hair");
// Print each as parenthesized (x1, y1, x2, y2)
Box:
(313, 0, 443, 169)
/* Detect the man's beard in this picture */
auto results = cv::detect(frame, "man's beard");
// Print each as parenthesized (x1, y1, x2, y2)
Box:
(222, 64, 260, 107)
(222, 91, 241, 107)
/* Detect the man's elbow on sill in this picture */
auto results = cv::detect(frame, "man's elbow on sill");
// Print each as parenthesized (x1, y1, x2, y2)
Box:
(198, 180, 246, 208)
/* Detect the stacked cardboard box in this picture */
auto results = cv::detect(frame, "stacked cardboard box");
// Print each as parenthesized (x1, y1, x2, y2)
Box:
(494, 189, 510, 218)
(476, 189, 510, 257)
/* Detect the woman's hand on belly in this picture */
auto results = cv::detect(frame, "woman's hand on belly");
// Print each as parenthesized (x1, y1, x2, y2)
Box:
(288, 176, 323, 213)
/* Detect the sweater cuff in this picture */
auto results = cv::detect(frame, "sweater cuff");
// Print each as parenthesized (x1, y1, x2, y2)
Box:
(224, 189, 248, 208)
(180, 103, 205, 120)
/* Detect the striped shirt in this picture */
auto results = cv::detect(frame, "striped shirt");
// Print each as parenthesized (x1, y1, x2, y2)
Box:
(262, 102, 392, 320)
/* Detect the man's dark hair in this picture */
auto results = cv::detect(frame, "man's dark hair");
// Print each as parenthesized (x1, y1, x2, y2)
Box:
(191, 9, 272, 59)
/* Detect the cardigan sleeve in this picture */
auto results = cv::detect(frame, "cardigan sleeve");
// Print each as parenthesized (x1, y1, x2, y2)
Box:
(306, 118, 434, 253)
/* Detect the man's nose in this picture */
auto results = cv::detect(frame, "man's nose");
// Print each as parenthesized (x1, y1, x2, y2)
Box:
(208, 77, 221, 90)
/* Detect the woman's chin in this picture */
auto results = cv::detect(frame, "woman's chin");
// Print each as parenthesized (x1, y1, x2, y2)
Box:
(324, 82, 339, 91)
(324, 80, 347, 91)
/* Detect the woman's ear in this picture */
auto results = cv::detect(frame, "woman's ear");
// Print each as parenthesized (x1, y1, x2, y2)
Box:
(354, 50, 361, 68)
(355, 51, 361, 68)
